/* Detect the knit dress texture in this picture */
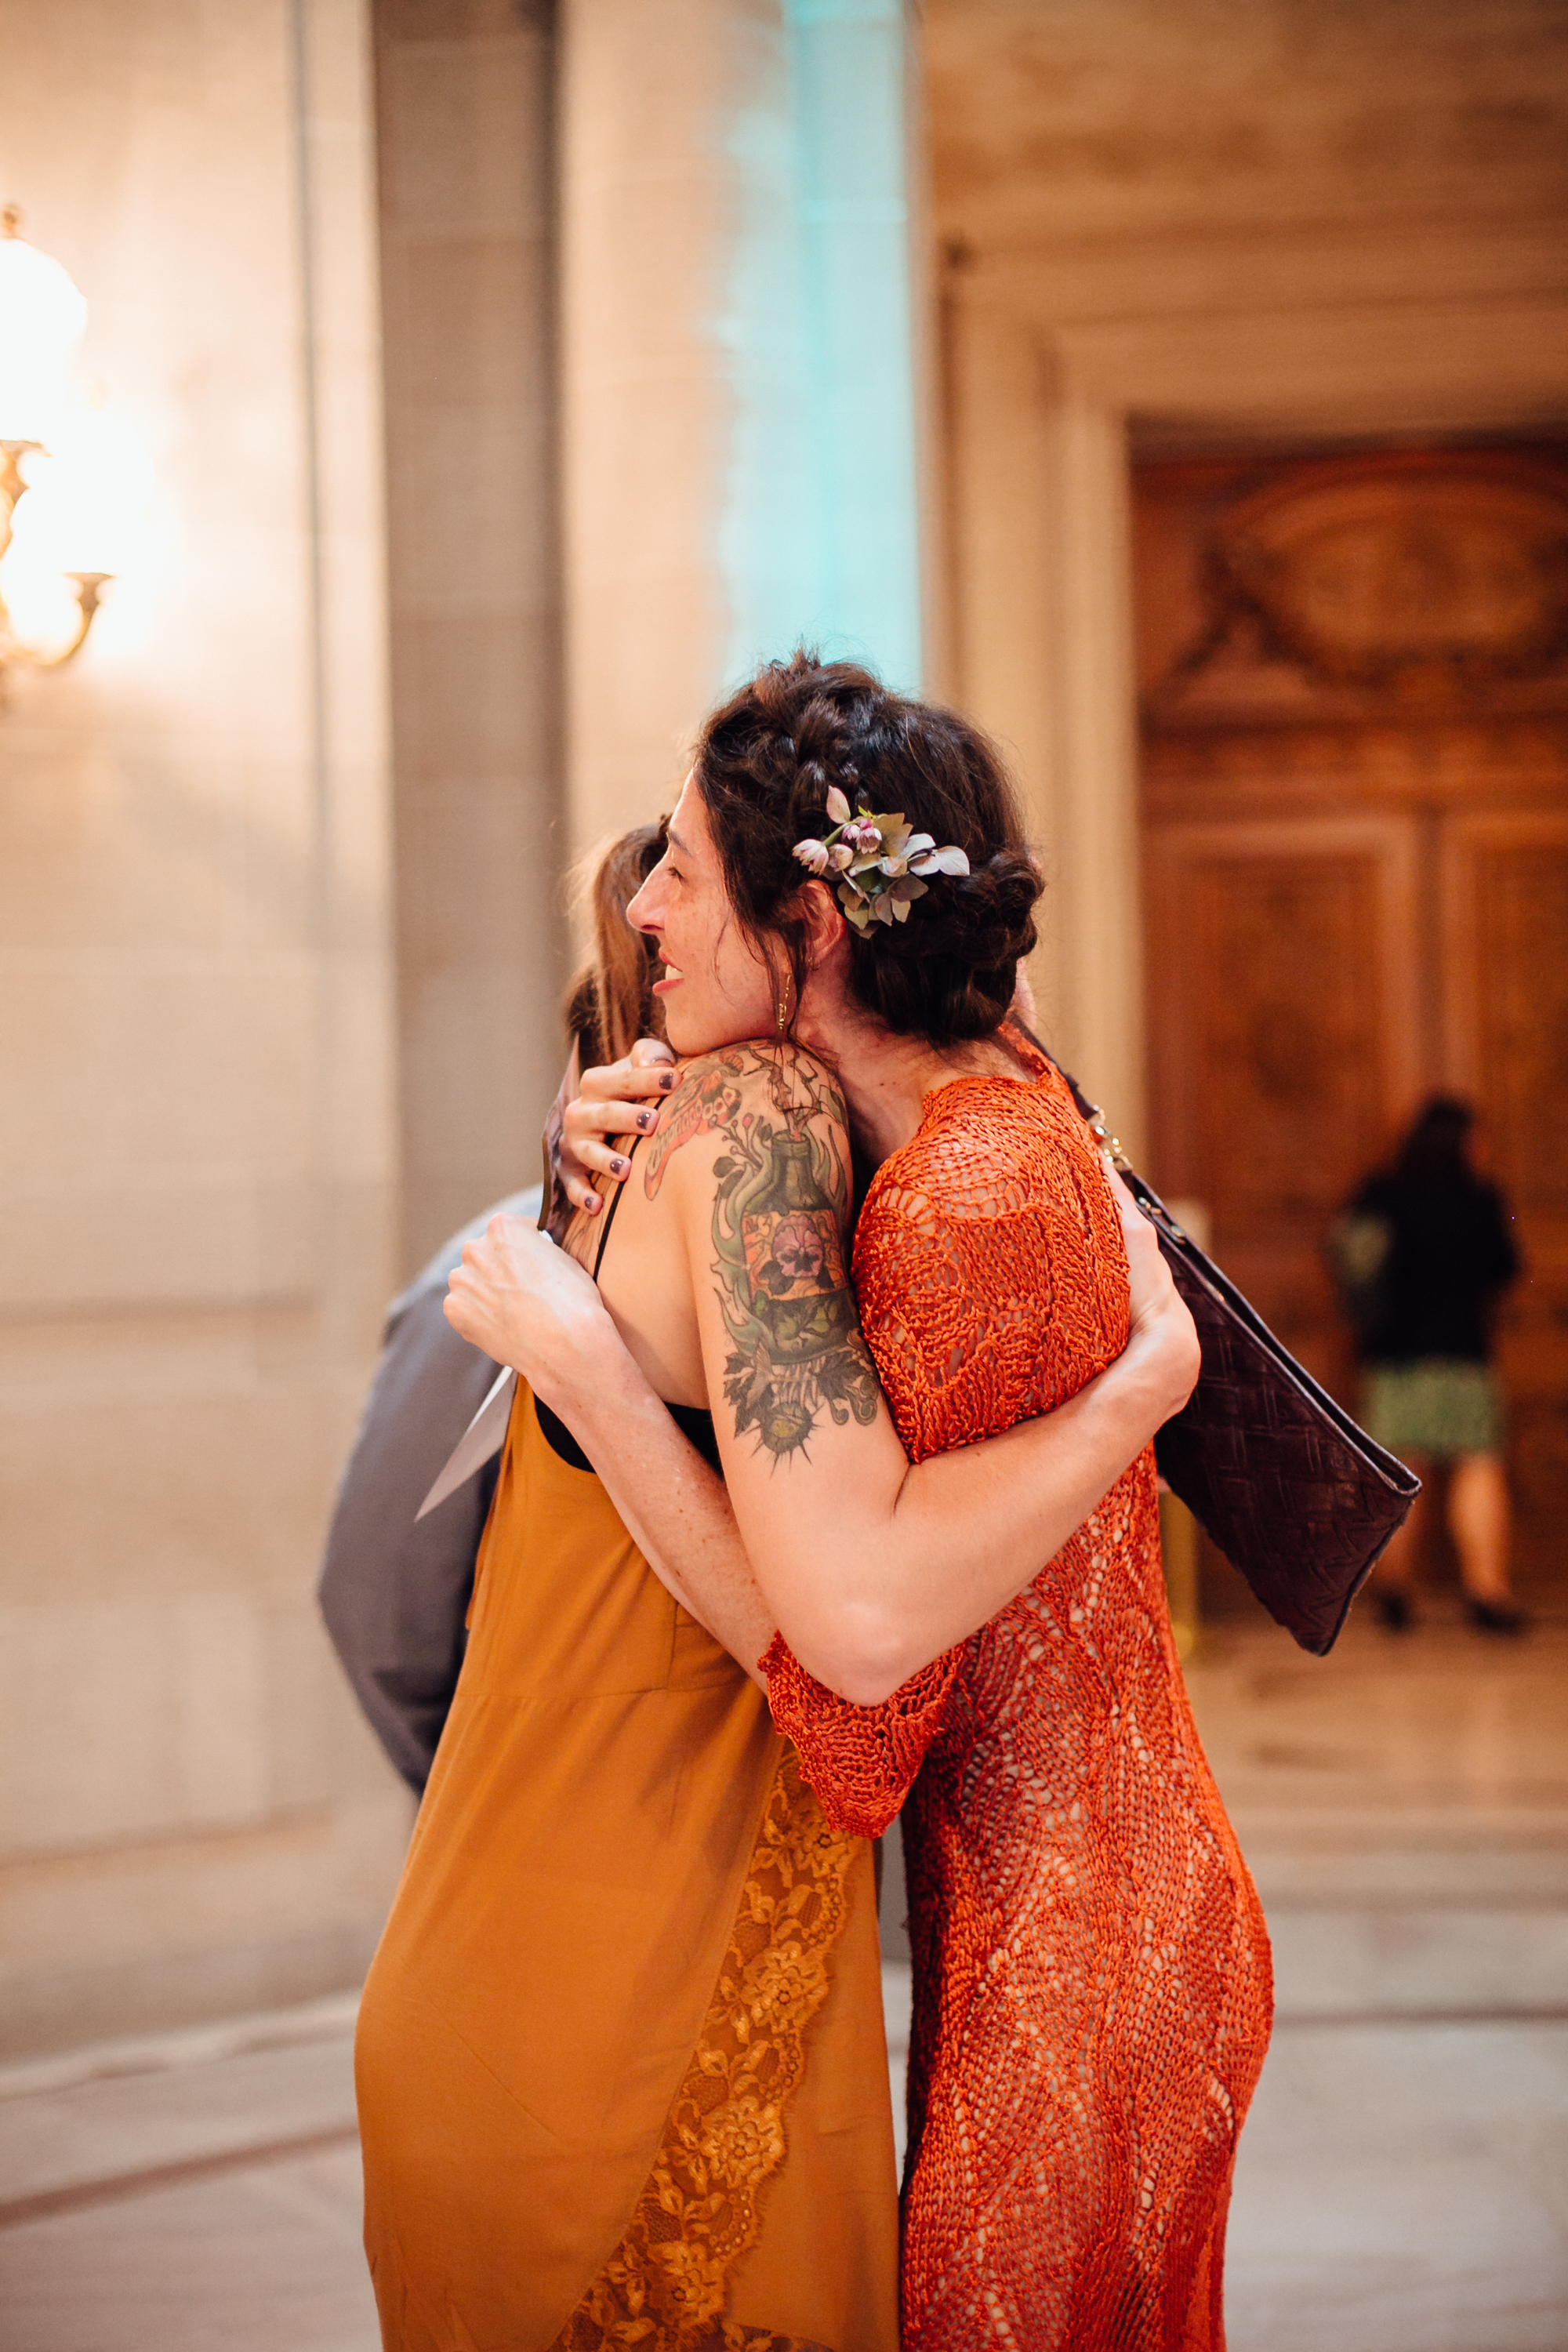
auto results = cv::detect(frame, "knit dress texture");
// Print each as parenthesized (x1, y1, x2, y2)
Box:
(764, 1035, 1274, 2352)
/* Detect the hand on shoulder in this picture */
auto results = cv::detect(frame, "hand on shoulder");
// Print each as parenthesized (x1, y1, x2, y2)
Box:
(560, 1036, 678, 1214)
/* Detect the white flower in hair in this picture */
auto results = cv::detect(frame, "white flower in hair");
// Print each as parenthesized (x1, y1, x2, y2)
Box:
(791, 798, 971, 933)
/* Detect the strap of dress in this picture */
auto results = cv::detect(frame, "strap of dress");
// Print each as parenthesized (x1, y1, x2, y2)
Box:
(591, 1132, 644, 1280)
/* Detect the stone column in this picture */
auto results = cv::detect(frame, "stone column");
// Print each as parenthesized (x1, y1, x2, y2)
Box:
(944, 283, 1146, 1160)
(558, 0, 737, 852)
(1040, 387, 1145, 1163)
(374, 0, 565, 1267)
(0, 0, 406, 2057)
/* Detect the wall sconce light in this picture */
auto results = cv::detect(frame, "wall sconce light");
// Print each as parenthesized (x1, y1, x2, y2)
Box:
(0, 205, 151, 693)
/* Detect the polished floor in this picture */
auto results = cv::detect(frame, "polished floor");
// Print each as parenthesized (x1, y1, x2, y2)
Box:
(1, 1603, 1563, 2352)
(1185, 1602, 1568, 2352)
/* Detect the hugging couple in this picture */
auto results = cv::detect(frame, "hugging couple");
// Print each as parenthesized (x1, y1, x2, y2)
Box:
(354, 652, 1272, 2352)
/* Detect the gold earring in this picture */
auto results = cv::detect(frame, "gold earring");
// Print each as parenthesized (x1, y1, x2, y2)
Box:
(777, 982, 789, 1033)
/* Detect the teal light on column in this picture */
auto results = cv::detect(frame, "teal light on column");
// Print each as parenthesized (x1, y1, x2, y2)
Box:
(718, 0, 922, 695)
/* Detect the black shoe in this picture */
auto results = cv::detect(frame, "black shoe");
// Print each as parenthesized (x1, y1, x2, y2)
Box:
(1374, 1588, 1416, 1632)
(1465, 1597, 1529, 1635)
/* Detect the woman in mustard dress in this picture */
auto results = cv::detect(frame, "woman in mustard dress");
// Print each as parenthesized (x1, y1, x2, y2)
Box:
(358, 660, 1204, 2350)
(355, 1376, 895, 2350)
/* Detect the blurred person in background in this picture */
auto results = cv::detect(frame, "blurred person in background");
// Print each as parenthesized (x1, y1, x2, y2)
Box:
(316, 826, 670, 1791)
(1333, 1094, 1525, 1635)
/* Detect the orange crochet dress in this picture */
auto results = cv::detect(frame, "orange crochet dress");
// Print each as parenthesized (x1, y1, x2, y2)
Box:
(764, 1036, 1273, 2352)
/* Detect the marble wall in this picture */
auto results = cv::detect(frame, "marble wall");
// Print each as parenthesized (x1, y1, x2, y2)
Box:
(0, 0, 407, 2055)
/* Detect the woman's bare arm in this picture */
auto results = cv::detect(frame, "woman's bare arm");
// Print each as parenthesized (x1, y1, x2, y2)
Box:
(447, 1054, 1196, 1704)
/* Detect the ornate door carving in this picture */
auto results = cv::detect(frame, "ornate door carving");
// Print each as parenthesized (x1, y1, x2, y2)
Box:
(1145, 817, 1420, 1399)
(1137, 447, 1568, 1585)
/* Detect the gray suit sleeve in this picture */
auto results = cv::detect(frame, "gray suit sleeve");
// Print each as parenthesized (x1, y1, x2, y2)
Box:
(317, 1185, 543, 1792)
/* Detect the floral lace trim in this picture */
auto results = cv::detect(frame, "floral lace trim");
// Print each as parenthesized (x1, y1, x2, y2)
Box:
(549, 1748, 855, 2352)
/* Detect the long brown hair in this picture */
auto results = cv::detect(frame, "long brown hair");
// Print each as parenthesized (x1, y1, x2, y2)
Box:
(563, 822, 666, 1066)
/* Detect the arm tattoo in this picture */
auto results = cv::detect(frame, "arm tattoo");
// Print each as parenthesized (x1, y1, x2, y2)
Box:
(642, 1049, 749, 1200)
(649, 1045, 880, 1462)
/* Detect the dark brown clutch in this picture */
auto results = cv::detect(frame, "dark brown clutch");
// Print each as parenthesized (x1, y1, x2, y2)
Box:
(1040, 1042, 1421, 1657)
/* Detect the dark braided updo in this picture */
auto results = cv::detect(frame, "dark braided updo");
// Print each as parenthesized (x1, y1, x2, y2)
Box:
(693, 652, 1042, 1049)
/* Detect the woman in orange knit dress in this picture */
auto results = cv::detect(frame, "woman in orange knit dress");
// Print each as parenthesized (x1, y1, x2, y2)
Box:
(365, 664, 1210, 2349)
(455, 655, 1272, 2350)
(764, 1033, 1273, 2348)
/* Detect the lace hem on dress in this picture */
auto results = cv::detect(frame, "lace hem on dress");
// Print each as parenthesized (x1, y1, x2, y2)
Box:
(549, 1748, 855, 2352)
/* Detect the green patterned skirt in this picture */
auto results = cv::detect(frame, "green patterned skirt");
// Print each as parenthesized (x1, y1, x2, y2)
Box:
(1363, 1358, 1505, 1461)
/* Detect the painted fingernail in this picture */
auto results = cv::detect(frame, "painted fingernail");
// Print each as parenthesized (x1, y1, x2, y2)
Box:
(658, 1071, 676, 1091)
(611, 1155, 630, 1177)
(636, 1109, 654, 1131)
(584, 1195, 601, 1213)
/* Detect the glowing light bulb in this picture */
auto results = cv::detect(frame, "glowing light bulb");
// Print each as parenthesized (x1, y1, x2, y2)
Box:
(0, 212, 88, 447)
(14, 397, 154, 574)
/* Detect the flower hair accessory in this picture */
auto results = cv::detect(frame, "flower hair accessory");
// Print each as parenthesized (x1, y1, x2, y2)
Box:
(793, 783, 971, 932)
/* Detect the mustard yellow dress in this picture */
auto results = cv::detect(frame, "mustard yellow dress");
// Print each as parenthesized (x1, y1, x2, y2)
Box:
(356, 1386, 899, 2352)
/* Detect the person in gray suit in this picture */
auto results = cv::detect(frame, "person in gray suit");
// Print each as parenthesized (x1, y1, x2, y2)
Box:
(317, 1186, 539, 1793)
(318, 824, 670, 1791)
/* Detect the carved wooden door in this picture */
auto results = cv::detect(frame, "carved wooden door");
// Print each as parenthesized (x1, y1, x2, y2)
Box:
(1136, 447, 1568, 1585)
(1145, 814, 1421, 1401)
(1440, 808, 1568, 1570)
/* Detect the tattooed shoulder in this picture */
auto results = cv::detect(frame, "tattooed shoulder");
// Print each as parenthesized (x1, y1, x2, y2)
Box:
(641, 1044, 754, 1200)
(642, 1040, 842, 1196)
(653, 1042, 880, 1464)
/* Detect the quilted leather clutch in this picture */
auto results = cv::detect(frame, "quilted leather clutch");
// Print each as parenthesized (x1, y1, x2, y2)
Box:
(1038, 1040, 1421, 1656)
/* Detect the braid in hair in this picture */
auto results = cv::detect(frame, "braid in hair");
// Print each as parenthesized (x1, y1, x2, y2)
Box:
(693, 652, 1041, 1049)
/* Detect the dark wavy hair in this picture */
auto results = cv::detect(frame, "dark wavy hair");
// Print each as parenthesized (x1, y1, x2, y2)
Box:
(692, 652, 1041, 1050)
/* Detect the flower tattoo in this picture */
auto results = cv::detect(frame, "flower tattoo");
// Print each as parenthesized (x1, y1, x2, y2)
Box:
(644, 1044, 881, 1462)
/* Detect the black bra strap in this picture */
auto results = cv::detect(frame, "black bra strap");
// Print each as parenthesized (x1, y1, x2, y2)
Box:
(591, 1131, 643, 1280)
